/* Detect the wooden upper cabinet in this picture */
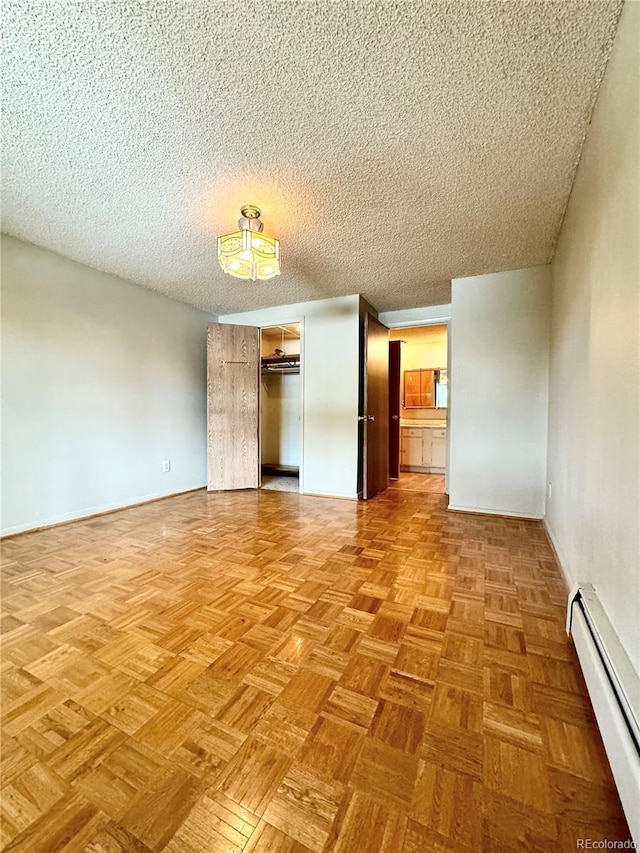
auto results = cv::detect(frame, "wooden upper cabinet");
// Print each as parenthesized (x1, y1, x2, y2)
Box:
(403, 368, 435, 408)
(420, 369, 435, 407)
(404, 370, 421, 407)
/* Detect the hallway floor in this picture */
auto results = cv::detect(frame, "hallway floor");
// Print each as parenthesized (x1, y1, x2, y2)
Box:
(0, 483, 630, 851)
(389, 472, 446, 493)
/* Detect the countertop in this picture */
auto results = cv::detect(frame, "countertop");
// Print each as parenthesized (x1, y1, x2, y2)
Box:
(400, 420, 447, 428)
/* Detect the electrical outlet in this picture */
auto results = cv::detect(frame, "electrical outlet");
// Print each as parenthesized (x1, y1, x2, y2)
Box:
(162, 460, 171, 473)
(547, 482, 552, 499)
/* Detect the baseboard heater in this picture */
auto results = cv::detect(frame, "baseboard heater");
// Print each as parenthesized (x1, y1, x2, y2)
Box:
(566, 584, 640, 842)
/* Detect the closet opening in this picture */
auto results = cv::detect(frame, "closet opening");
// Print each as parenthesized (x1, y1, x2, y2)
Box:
(260, 323, 302, 493)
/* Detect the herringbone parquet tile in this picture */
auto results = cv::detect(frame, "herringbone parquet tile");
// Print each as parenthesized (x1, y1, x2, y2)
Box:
(0, 476, 631, 851)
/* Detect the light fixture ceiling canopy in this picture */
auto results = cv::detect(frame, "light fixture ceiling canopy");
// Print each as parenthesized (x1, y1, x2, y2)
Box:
(218, 205, 280, 281)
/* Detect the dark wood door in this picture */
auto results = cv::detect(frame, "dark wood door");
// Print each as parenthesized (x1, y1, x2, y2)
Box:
(207, 323, 260, 490)
(362, 314, 389, 499)
(389, 340, 401, 480)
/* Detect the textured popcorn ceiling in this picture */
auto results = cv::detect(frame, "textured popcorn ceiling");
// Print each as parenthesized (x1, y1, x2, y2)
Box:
(2, 0, 622, 314)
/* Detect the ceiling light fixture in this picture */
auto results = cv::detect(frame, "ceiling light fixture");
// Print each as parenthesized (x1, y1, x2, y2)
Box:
(218, 205, 280, 281)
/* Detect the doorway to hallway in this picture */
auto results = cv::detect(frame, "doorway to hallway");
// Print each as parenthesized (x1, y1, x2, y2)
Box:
(388, 323, 449, 491)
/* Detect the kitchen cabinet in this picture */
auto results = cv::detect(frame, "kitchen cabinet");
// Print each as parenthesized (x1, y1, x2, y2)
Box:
(400, 425, 446, 472)
(401, 428, 424, 467)
(431, 432, 447, 468)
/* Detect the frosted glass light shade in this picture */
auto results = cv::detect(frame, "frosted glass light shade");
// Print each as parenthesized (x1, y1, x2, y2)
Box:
(218, 211, 280, 281)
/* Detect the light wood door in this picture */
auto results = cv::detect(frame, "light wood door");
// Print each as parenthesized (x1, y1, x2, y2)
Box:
(207, 323, 260, 490)
(362, 314, 389, 499)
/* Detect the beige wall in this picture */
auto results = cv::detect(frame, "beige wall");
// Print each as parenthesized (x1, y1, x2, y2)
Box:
(546, 2, 639, 673)
(1, 235, 214, 535)
(389, 325, 447, 370)
(390, 324, 448, 371)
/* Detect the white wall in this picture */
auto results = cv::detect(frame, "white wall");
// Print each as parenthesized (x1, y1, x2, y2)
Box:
(449, 265, 551, 518)
(1, 234, 213, 535)
(546, 1, 639, 673)
(261, 373, 301, 467)
(379, 304, 452, 328)
(221, 295, 360, 498)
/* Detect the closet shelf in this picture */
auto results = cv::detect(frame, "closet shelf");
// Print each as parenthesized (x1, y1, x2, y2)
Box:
(261, 354, 300, 374)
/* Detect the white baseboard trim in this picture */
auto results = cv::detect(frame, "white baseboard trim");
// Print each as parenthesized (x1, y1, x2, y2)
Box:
(1, 485, 206, 538)
(301, 491, 358, 501)
(447, 503, 543, 520)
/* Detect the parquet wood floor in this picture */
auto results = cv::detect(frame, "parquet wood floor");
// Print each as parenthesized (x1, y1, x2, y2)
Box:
(1, 478, 630, 852)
